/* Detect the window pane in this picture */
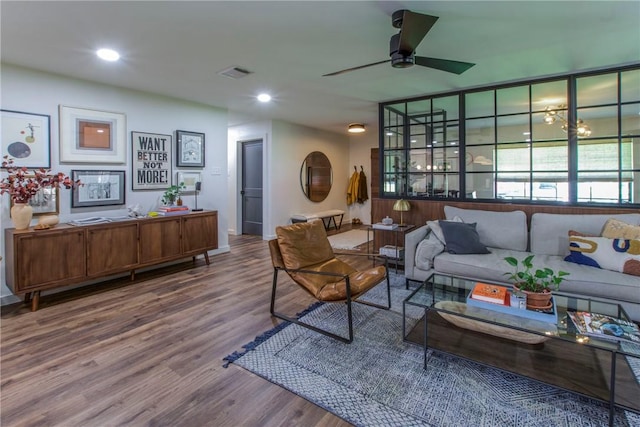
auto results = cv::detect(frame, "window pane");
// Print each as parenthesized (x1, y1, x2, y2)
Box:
(577, 73, 618, 107)
(532, 141, 568, 171)
(497, 143, 529, 172)
(532, 173, 568, 202)
(532, 110, 569, 141)
(407, 99, 431, 116)
(621, 69, 640, 103)
(576, 106, 616, 139)
(409, 123, 429, 148)
(622, 103, 640, 135)
(384, 104, 405, 127)
(409, 150, 431, 172)
(433, 95, 459, 120)
(578, 140, 619, 171)
(466, 172, 495, 199)
(497, 86, 529, 115)
(466, 117, 495, 145)
(577, 172, 621, 203)
(433, 173, 459, 198)
(497, 114, 530, 143)
(383, 127, 404, 149)
(408, 173, 430, 197)
(496, 173, 530, 200)
(532, 80, 567, 112)
(466, 91, 494, 118)
(466, 146, 495, 172)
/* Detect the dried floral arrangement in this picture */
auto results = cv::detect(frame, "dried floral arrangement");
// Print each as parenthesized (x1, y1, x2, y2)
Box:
(0, 156, 81, 204)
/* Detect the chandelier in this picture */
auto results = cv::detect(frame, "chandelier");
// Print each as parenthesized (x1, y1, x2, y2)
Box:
(543, 105, 592, 137)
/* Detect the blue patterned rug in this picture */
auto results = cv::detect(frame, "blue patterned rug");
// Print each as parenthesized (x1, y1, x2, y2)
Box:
(224, 275, 640, 426)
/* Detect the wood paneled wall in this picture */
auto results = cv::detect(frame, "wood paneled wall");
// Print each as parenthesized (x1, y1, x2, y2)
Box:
(371, 199, 639, 228)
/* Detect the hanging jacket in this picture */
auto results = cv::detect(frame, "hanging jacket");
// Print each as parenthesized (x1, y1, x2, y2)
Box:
(357, 170, 368, 203)
(347, 170, 359, 205)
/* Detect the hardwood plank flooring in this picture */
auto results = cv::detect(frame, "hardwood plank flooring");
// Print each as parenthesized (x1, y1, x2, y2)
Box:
(1, 228, 369, 427)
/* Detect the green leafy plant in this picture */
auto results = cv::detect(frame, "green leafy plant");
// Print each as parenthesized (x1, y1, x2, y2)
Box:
(161, 182, 186, 205)
(504, 255, 569, 293)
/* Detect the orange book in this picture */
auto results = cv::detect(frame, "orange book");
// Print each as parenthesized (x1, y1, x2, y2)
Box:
(471, 283, 508, 305)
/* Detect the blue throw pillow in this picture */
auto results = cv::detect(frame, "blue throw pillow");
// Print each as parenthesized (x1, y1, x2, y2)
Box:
(438, 220, 490, 254)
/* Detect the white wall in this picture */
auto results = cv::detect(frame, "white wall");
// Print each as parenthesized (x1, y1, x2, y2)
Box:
(228, 119, 352, 239)
(1, 64, 230, 300)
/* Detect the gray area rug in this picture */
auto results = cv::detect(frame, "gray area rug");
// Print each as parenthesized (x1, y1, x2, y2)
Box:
(224, 274, 640, 426)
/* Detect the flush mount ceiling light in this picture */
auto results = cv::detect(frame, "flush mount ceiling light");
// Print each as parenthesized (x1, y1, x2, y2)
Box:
(257, 93, 271, 103)
(96, 48, 120, 62)
(348, 123, 366, 133)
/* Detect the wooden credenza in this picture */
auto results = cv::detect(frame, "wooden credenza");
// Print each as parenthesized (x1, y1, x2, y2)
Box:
(4, 210, 218, 311)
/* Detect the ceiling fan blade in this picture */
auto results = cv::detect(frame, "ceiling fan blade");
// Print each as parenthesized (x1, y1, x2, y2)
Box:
(414, 56, 475, 74)
(323, 59, 391, 77)
(397, 11, 439, 53)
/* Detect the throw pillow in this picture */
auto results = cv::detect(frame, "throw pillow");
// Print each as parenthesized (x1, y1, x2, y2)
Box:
(601, 218, 640, 240)
(415, 232, 445, 270)
(568, 230, 595, 237)
(426, 215, 463, 244)
(565, 235, 640, 276)
(438, 221, 490, 255)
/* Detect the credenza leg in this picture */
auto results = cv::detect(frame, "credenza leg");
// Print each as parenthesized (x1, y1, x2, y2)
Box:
(204, 252, 210, 265)
(130, 270, 135, 281)
(24, 292, 32, 304)
(31, 291, 40, 312)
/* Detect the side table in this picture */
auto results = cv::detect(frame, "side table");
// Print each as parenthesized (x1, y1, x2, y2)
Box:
(367, 224, 415, 273)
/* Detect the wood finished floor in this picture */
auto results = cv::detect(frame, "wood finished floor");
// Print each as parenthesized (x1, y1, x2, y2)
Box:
(1, 227, 370, 427)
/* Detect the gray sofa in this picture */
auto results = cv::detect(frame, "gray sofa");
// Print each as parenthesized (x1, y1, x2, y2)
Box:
(404, 206, 640, 322)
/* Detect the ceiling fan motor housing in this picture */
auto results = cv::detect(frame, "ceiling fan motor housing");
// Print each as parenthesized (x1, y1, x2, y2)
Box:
(389, 32, 414, 68)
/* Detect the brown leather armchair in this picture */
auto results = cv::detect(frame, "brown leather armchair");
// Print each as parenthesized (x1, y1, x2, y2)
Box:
(269, 220, 391, 343)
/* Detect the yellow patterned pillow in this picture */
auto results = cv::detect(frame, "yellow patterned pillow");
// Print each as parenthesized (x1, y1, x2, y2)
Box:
(601, 218, 640, 240)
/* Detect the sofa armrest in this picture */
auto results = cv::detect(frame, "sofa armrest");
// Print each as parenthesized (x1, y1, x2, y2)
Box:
(404, 225, 429, 276)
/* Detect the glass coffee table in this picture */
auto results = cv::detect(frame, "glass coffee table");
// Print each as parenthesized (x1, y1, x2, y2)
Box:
(402, 273, 640, 427)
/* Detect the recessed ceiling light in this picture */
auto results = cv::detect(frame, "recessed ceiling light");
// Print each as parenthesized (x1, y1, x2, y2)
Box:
(96, 48, 120, 62)
(257, 93, 271, 103)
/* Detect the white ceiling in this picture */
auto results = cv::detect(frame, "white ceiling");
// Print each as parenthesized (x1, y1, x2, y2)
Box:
(2, 1, 639, 135)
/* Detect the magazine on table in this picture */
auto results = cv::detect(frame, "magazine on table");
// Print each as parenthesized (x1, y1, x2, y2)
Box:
(567, 311, 640, 344)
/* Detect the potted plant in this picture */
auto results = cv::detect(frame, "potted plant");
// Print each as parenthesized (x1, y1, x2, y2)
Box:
(0, 156, 80, 229)
(504, 255, 570, 309)
(161, 182, 186, 206)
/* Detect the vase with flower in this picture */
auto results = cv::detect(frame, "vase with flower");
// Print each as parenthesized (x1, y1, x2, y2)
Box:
(1, 156, 80, 230)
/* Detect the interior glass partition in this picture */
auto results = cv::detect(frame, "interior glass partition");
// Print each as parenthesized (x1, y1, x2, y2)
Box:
(379, 64, 640, 207)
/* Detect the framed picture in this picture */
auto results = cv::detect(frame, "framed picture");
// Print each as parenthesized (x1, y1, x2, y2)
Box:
(59, 106, 126, 164)
(131, 131, 172, 190)
(176, 130, 205, 167)
(71, 170, 125, 207)
(10, 184, 59, 215)
(1, 110, 51, 168)
(176, 171, 202, 192)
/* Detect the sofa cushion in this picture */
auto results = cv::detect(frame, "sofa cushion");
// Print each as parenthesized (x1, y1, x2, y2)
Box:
(565, 236, 640, 276)
(439, 221, 490, 254)
(426, 216, 462, 244)
(530, 213, 640, 256)
(415, 232, 445, 270)
(602, 218, 640, 240)
(444, 206, 528, 251)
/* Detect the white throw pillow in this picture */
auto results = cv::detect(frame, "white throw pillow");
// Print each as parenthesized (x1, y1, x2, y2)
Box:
(426, 215, 463, 244)
(415, 232, 445, 270)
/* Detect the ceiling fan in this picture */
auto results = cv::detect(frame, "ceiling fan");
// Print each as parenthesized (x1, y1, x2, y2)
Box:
(323, 9, 475, 77)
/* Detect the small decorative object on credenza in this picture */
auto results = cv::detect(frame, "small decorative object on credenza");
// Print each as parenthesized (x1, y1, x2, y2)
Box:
(161, 183, 186, 206)
(392, 199, 410, 226)
(192, 181, 203, 211)
(156, 205, 190, 216)
(0, 156, 80, 230)
(503, 255, 569, 310)
(373, 222, 398, 230)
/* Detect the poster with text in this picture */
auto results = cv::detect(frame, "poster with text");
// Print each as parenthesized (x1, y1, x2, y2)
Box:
(132, 131, 172, 190)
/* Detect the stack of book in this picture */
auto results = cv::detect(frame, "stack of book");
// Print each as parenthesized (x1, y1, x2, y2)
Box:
(372, 223, 398, 230)
(157, 206, 190, 216)
(469, 283, 509, 305)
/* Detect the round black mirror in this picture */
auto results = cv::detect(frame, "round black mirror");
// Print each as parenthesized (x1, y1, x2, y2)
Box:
(300, 151, 332, 202)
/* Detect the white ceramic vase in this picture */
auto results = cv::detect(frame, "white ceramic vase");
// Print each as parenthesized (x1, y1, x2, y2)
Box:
(10, 203, 34, 230)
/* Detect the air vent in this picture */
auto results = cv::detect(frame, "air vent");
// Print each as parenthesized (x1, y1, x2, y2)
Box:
(217, 66, 253, 79)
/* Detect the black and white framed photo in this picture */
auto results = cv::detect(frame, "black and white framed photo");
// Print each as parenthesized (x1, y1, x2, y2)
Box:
(176, 130, 205, 167)
(1, 109, 51, 168)
(10, 184, 59, 215)
(131, 131, 172, 190)
(72, 170, 125, 207)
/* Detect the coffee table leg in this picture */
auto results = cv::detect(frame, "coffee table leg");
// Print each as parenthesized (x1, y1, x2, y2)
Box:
(424, 307, 429, 369)
(609, 351, 616, 427)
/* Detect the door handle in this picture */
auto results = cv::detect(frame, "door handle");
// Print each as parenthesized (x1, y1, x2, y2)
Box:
(240, 190, 245, 195)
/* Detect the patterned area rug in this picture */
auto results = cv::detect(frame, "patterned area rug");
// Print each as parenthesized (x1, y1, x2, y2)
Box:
(224, 275, 640, 426)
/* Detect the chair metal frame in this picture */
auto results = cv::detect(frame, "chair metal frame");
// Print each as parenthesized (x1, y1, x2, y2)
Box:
(270, 253, 391, 343)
